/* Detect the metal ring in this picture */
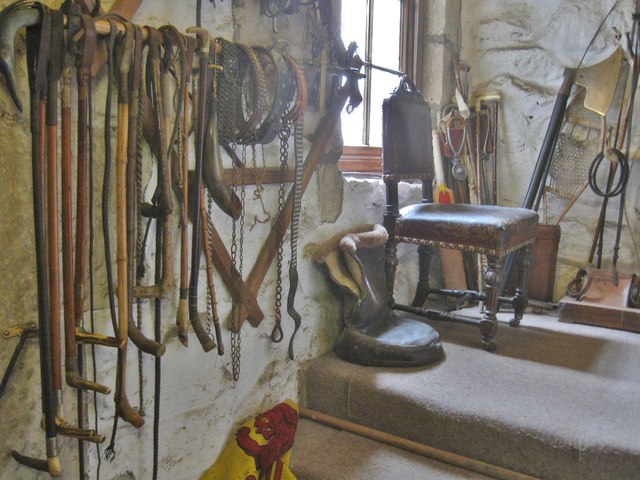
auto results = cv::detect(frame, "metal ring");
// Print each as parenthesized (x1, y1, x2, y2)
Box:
(446, 113, 466, 157)
(565, 269, 592, 300)
(271, 324, 284, 343)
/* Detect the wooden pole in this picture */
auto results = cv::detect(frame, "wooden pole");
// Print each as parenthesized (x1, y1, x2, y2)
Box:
(300, 408, 542, 480)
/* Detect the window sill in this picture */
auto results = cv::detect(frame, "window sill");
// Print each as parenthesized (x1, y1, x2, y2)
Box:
(338, 146, 382, 176)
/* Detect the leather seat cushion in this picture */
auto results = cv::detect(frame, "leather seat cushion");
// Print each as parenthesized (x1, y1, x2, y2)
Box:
(396, 203, 539, 255)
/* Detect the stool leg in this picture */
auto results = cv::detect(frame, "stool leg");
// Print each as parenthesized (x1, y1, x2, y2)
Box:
(510, 245, 532, 327)
(480, 254, 503, 351)
(411, 245, 433, 307)
(384, 242, 399, 306)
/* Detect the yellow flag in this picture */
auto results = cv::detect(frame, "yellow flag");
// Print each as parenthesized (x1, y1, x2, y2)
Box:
(201, 400, 299, 480)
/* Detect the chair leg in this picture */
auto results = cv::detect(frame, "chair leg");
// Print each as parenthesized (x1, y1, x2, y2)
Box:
(411, 244, 433, 307)
(480, 254, 503, 352)
(510, 245, 532, 327)
(384, 242, 399, 306)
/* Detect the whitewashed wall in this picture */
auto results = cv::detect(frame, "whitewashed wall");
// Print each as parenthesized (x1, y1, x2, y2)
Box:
(3, 1, 638, 479)
(459, 0, 640, 298)
(0, 1, 359, 479)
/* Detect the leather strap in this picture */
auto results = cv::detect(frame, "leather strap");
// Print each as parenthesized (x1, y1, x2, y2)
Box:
(249, 46, 294, 144)
(144, 26, 174, 217)
(282, 53, 307, 123)
(159, 24, 188, 168)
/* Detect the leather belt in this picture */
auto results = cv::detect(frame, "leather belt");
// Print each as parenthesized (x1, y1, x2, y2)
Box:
(249, 46, 294, 144)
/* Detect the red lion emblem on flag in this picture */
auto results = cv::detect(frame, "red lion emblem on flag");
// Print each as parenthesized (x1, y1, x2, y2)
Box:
(235, 402, 299, 479)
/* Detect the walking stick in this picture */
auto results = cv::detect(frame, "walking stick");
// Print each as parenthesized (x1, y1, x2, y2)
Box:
(186, 27, 217, 353)
(114, 24, 144, 429)
(46, 8, 64, 424)
(0, 323, 37, 401)
(47, 11, 104, 443)
(176, 36, 196, 347)
(11, 10, 61, 476)
(65, 15, 115, 395)
(132, 27, 175, 303)
(123, 23, 166, 357)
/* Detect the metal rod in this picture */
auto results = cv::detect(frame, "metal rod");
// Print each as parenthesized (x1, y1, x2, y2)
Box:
(363, 60, 404, 77)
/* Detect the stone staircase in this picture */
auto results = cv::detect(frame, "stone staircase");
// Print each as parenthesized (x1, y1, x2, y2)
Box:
(291, 311, 640, 480)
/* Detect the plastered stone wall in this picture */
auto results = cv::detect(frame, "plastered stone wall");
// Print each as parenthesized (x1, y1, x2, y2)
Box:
(0, 1, 423, 478)
(459, 0, 640, 298)
(0, 1, 361, 479)
(2, 1, 638, 479)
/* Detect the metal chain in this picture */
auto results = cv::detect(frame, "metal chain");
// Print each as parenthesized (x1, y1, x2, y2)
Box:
(235, 43, 268, 142)
(136, 298, 145, 416)
(230, 135, 241, 380)
(230, 219, 241, 379)
(272, 123, 291, 343)
(286, 114, 304, 359)
(239, 146, 247, 282)
(216, 38, 239, 144)
(290, 117, 303, 262)
(175, 82, 185, 196)
(205, 193, 214, 340)
(231, 147, 247, 380)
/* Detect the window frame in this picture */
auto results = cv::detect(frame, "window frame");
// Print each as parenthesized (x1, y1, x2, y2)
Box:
(338, 0, 424, 175)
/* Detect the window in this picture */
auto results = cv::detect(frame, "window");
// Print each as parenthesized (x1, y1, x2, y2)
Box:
(338, 0, 424, 174)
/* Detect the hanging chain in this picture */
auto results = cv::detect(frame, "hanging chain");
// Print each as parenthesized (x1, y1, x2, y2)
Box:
(205, 192, 214, 340)
(230, 194, 241, 379)
(238, 146, 247, 287)
(272, 123, 291, 343)
(229, 132, 242, 381)
(290, 117, 303, 266)
(286, 114, 304, 359)
(230, 146, 247, 380)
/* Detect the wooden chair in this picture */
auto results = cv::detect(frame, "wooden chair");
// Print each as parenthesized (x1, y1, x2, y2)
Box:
(382, 77, 539, 351)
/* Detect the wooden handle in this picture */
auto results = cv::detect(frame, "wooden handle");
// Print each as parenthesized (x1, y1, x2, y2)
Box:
(128, 317, 166, 357)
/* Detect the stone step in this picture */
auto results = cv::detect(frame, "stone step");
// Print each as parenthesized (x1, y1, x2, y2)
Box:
(291, 417, 494, 480)
(300, 312, 640, 480)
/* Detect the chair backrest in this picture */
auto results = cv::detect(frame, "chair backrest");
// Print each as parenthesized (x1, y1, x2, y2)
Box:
(382, 76, 435, 182)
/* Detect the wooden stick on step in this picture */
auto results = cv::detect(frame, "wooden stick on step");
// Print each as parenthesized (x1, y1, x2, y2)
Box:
(299, 408, 542, 480)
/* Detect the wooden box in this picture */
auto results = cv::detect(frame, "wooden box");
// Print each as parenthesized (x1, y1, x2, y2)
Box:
(506, 223, 561, 302)
(559, 295, 640, 332)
